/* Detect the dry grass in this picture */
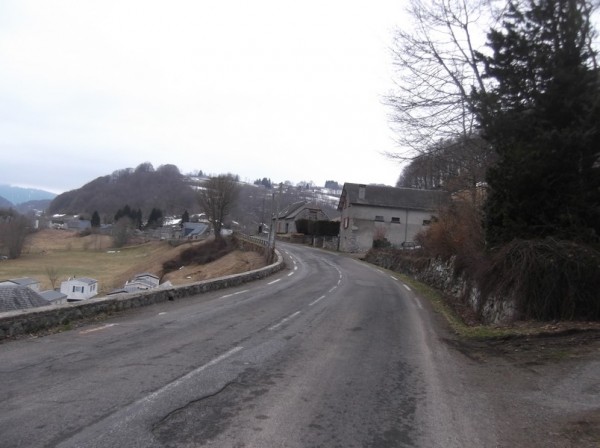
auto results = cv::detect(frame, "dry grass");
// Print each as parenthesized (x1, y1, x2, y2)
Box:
(0, 229, 266, 294)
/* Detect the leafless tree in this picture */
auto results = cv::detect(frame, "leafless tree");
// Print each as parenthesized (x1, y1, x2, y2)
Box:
(0, 210, 31, 259)
(46, 266, 60, 290)
(397, 135, 496, 199)
(197, 174, 240, 243)
(386, 0, 502, 160)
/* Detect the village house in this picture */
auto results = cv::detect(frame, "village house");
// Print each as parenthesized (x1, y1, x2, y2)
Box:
(337, 183, 449, 253)
(274, 201, 330, 235)
(0, 285, 49, 313)
(60, 277, 99, 301)
(0, 277, 41, 292)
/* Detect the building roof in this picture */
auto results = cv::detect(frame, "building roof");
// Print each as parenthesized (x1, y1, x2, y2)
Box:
(2, 277, 40, 287)
(64, 277, 97, 285)
(277, 201, 307, 219)
(338, 183, 449, 211)
(277, 201, 329, 220)
(183, 222, 208, 237)
(0, 286, 48, 313)
(39, 290, 68, 302)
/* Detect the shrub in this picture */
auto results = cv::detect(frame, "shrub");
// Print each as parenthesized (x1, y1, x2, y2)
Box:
(162, 237, 235, 274)
(295, 219, 340, 236)
(479, 239, 600, 320)
(415, 201, 485, 275)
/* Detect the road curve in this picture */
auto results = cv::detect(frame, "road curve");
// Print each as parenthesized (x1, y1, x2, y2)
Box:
(0, 243, 495, 447)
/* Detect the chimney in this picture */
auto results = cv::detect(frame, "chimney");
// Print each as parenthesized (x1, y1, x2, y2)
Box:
(358, 184, 366, 200)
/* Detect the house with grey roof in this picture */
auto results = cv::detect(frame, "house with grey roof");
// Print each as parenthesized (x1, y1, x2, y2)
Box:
(60, 277, 99, 301)
(0, 286, 49, 313)
(182, 222, 209, 240)
(123, 273, 160, 292)
(0, 277, 41, 292)
(274, 201, 330, 235)
(39, 290, 68, 305)
(337, 183, 449, 253)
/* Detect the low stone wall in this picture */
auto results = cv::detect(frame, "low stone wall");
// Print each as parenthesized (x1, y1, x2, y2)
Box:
(0, 249, 285, 340)
(364, 250, 517, 324)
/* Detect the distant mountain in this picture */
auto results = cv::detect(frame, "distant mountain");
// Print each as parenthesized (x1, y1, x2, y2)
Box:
(0, 195, 13, 209)
(47, 163, 198, 221)
(16, 199, 53, 215)
(0, 185, 57, 205)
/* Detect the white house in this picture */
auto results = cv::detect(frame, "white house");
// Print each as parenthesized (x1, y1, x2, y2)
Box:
(337, 183, 449, 253)
(60, 277, 99, 301)
(123, 273, 160, 292)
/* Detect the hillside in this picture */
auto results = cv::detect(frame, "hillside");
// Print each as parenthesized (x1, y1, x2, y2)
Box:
(47, 163, 198, 220)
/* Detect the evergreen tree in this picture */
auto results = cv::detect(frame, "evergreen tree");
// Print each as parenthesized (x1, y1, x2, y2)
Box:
(473, 0, 600, 245)
(91, 211, 101, 228)
(146, 208, 163, 229)
(181, 210, 190, 226)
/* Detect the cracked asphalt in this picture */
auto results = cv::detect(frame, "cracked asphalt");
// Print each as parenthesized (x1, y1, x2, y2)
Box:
(4, 243, 593, 447)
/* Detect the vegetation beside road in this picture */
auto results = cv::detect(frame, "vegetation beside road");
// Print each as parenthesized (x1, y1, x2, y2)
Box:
(0, 229, 266, 295)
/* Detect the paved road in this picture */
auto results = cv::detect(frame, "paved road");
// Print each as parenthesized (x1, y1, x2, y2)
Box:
(0, 243, 495, 447)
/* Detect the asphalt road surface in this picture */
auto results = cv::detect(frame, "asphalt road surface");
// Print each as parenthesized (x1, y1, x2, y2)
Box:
(0, 243, 497, 447)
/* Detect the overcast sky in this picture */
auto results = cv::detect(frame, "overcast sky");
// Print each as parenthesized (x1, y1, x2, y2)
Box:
(0, 0, 411, 194)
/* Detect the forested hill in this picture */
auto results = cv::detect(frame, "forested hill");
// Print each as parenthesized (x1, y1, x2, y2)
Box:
(47, 163, 198, 219)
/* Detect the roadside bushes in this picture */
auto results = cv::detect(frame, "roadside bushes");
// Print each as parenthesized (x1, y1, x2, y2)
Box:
(370, 200, 600, 322)
(479, 239, 600, 321)
(415, 201, 485, 275)
(295, 219, 339, 236)
(162, 237, 235, 274)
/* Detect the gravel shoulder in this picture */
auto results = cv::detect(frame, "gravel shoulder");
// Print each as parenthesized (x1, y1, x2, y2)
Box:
(434, 311, 600, 447)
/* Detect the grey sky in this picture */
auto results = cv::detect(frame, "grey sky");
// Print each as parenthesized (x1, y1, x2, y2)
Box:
(0, 0, 409, 194)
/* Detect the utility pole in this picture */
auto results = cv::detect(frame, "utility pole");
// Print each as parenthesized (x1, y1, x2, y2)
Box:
(267, 183, 283, 262)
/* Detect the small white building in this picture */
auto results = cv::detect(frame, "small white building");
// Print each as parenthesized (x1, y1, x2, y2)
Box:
(60, 277, 99, 301)
(123, 273, 160, 292)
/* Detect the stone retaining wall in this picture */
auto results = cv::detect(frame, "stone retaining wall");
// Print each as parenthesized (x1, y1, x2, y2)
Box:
(0, 248, 284, 340)
(364, 250, 517, 324)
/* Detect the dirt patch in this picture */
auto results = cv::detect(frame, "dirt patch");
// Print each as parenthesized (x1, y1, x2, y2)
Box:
(163, 250, 267, 285)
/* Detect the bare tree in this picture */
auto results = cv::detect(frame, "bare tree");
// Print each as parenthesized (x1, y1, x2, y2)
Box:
(197, 174, 240, 243)
(397, 135, 496, 200)
(386, 0, 500, 159)
(0, 210, 31, 259)
(46, 266, 60, 290)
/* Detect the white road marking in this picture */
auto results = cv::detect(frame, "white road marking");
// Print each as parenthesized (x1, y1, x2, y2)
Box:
(329, 286, 337, 293)
(158, 312, 167, 316)
(146, 346, 243, 402)
(79, 324, 117, 335)
(268, 311, 301, 331)
(220, 289, 250, 299)
(376, 269, 384, 274)
(268, 279, 281, 285)
(403, 284, 412, 291)
(415, 299, 423, 310)
(391, 276, 398, 281)
(309, 296, 326, 306)
(288, 272, 294, 277)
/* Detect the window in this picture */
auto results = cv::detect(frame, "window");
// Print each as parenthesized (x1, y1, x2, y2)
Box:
(375, 215, 384, 222)
(423, 219, 431, 226)
(391, 217, 400, 224)
(72, 286, 84, 293)
(343, 217, 349, 229)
